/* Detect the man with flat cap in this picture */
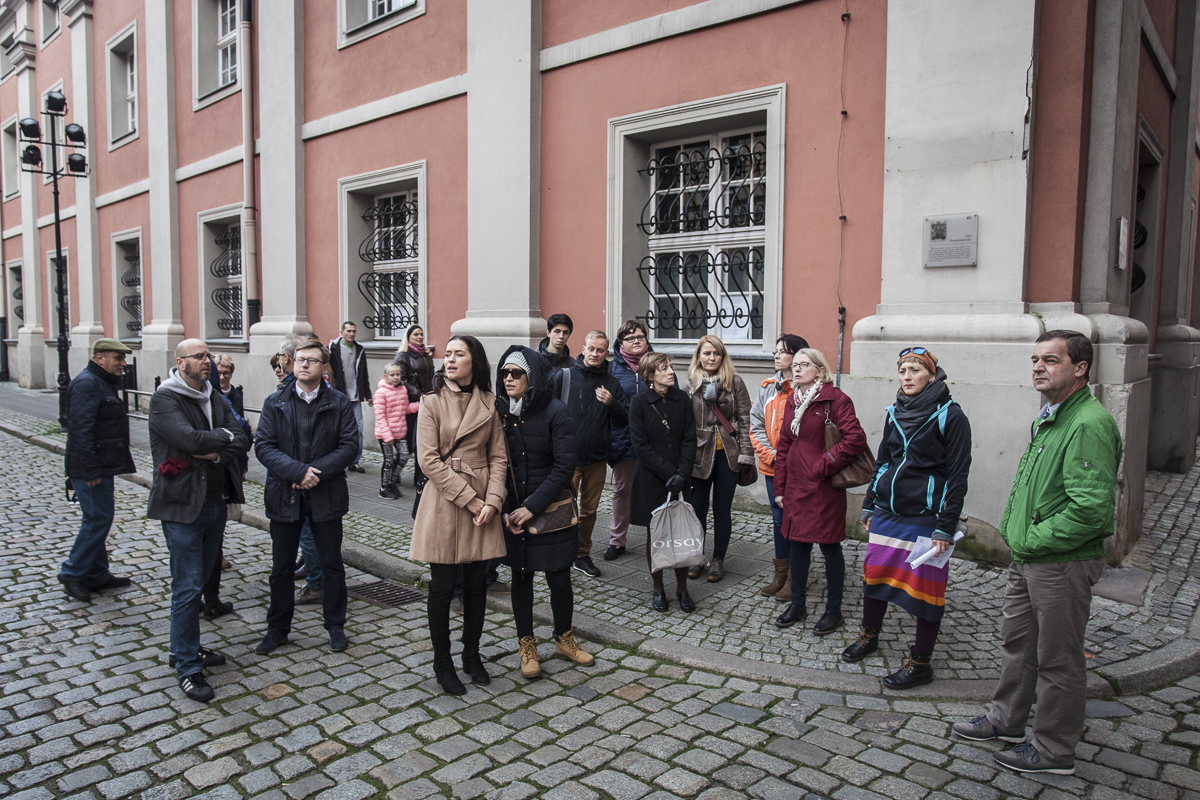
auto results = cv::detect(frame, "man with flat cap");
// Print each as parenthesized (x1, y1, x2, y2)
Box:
(59, 338, 137, 603)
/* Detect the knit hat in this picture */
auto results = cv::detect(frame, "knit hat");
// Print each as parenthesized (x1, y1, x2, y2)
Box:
(504, 351, 531, 375)
(898, 347, 938, 376)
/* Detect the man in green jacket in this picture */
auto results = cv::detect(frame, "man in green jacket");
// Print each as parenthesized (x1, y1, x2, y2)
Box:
(952, 330, 1121, 776)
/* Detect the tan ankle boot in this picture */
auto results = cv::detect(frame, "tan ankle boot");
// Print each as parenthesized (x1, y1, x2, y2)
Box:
(518, 636, 541, 679)
(775, 577, 793, 603)
(554, 629, 595, 666)
(761, 557, 789, 596)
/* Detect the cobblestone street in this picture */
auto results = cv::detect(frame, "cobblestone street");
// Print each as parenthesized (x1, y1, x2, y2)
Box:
(1, 390, 1200, 798)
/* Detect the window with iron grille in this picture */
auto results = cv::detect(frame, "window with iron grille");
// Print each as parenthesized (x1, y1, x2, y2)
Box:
(7, 263, 22, 328)
(199, 208, 244, 340)
(637, 129, 767, 341)
(115, 238, 142, 337)
(210, 224, 242, 334)
(358, 191, 418, 338)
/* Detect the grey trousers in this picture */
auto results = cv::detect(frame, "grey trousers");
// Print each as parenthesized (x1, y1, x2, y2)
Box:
(986, 558, 1103, 763)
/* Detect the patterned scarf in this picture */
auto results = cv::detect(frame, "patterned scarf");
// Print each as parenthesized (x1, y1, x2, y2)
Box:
(790, 380, 824, 437)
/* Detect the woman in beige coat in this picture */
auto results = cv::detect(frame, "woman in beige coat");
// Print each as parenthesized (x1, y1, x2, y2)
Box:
(410, 335, 508, 696)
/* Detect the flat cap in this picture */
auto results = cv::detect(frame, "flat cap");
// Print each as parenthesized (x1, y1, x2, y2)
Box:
(92, 338, 132, 355)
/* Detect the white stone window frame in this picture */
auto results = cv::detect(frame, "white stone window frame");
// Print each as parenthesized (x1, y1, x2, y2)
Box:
(1, 114, 19, 199)
(197, 203, 244, 341)
(606, 84, 785, 355)
(110, 227, 142, 342)
(40, 79, 65, 185)
(39, 0, 61, 48)
(192, 0, 240, 111)
(0, 24, 17, 83)
(6, 259, 22, 335)
(338, 0, 423, 51)
(337, 161, 427, 344)
(105, 21, 138, 151)
(44, 247, 68, 340)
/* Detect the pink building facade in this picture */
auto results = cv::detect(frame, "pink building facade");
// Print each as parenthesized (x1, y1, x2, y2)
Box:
(1, 0, 1198, 557)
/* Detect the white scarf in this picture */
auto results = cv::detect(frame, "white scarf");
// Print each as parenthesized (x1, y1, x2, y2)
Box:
(790, 380, 824, 437)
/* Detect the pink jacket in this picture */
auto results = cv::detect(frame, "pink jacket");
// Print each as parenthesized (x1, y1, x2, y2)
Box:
(373, 378, 416, 441)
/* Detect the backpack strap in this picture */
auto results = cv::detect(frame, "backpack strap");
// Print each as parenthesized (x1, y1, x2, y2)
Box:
(559, 367, 571, 405)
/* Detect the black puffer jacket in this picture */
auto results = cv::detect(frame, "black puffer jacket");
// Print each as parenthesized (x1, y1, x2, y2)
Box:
(497, 346, 578, 574)
(537, 338, 574, 370)
(862, 370, 972, 536)
(65, 361, 136, 480)
(608, 349, 649, 465)
(393, 346, 435, 399)
(553, 354, 628, 466)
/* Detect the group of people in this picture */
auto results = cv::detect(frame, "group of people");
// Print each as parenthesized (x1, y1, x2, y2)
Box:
(57, 317, 1119, 778)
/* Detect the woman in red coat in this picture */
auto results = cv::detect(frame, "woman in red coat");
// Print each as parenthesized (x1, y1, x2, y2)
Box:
(772, 348, 867, 635)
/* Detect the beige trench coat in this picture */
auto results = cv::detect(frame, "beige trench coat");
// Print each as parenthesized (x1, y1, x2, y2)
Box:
(409, 382, 509, 564)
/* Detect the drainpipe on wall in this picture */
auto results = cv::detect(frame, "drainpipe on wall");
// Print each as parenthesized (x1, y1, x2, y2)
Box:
(240, 0, 260, 329)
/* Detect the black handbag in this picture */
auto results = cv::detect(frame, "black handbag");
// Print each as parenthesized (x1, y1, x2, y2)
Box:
(410, 438, 465, 519)
(507, 462, 579, 535)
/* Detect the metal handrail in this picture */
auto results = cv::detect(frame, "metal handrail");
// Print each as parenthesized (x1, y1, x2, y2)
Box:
(124, 385, 261, 421)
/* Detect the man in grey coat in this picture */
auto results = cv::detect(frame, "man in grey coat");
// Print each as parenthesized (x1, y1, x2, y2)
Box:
(148, 339, 250, 703)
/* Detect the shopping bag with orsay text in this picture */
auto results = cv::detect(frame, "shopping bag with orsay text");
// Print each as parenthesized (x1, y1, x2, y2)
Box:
(649, 498, 709, 573)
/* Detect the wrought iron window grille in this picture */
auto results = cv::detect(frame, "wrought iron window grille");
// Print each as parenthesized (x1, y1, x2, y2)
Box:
(119, 250, 141, 334)
(638, 138, 766, 236)
(359, 197, 418, 263)
(209, 227, 241, 334)
(212, 286, 242, 333)
(358, 270, 418, 335)
(636, 248, 764, 340)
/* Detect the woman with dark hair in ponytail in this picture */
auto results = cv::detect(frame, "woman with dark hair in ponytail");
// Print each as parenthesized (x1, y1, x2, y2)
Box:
(409, 335, 508, 696)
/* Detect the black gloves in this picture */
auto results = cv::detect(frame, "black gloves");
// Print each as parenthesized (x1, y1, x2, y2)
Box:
(665, 474, 686, 494)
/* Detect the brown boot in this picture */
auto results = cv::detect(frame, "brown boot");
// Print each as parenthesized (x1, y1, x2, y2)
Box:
(518, 636, 541, 680)
(775, 576, 793, 603)
(553, 629, 595, 666)
(761, 558, 789, 596)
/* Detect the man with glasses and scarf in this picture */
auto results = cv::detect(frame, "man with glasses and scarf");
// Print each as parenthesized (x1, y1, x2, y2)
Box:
(148, 339, 250, 703)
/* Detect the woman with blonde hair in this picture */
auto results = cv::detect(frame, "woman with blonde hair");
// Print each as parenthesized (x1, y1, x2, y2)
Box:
(773, 348, 867, 635)
(684, 335, 755, 582)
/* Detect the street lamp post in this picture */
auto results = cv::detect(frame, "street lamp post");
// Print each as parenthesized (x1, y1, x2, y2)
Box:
(17, 91, 88, 428)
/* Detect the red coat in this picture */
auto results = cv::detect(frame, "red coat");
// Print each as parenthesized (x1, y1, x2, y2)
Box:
(773, 383, 867, 544)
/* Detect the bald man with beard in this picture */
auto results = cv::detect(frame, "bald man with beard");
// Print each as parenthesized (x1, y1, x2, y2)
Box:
(148, 338, 250, 703)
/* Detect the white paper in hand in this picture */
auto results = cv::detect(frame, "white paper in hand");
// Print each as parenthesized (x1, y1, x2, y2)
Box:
(905, 531, 965, 570)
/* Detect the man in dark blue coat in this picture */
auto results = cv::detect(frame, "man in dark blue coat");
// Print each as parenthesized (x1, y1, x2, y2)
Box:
(254, 340, 359, 656)
(59, 338, 137, 603)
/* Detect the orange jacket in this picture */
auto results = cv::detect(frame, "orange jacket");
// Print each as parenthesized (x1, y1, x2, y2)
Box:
(750, 373, 791, 476)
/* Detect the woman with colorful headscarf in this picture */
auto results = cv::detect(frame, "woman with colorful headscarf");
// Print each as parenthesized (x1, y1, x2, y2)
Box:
(842, 346, 972, 690)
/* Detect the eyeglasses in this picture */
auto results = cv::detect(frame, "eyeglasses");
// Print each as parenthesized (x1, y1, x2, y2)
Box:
(295, 357, 324, 366)
(499, 368, 527, 380)
(180, 352, 211, 362)
(899, 347, 929, 357)
(793, 361, 815, 370)
(624, 335, 647, 343)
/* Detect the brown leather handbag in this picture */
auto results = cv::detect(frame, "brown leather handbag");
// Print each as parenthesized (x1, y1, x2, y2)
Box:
(508, 461, 579, 535)
(823, 402, 875, 490)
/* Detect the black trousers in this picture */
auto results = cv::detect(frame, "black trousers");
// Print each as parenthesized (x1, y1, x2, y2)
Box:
(428, 560, 488, 671)
(203, 548, 222, 602)
(268, 515, 347, 633)
(406, 413, 424, 486)
(689, 456, 739, 560)
(511, 568, 573, 639)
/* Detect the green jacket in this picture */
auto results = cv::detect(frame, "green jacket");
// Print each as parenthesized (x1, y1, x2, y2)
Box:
(999, 386, 1122, 564)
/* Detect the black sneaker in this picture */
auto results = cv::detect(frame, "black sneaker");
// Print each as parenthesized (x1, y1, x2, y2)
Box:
(179, 673, 214, 703)
(348, 465, 366, 473)
(254, 629, 289, 655)
(329, 626, 349, 652)
(169, 647, 227, 669)
(602, 545, 625, 561)
(573, 557, 601, 578)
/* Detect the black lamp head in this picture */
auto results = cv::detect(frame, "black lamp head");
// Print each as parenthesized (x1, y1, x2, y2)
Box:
(45, 91, 67, 115)
(20, 144, 42, 167)
(64, 123, 86, 145)
(18, 117, 40, 140)
(67, 153, 87, 174)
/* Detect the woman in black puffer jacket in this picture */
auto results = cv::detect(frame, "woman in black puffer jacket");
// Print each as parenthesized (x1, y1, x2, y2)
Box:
(496, 346, 596, 681)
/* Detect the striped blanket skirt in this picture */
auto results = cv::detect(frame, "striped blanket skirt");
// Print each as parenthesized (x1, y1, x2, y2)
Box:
(862, 511, 948, 624)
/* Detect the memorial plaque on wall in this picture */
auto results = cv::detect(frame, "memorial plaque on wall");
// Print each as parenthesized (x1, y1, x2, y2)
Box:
(922, 213, 978, 268)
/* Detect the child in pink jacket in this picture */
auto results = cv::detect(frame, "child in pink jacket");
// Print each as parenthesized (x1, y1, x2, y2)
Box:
(374, 363, 417, 499)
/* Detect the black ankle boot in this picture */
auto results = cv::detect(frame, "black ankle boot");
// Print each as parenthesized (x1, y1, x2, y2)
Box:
(462, 653, 491, 685)
(774, 602, 808, 629)
(436, 669, 467, 695)
(883, 649, 934, 690)
(841, 627, 882, 663)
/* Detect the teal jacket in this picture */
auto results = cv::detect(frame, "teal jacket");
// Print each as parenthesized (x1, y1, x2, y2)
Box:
(999, 386, 1122, 564)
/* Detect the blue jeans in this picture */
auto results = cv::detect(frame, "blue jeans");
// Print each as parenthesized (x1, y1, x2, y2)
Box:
(764, 476, 787, 559)
(299, 516, 323, 590)
(60, 477, 115, 584)
(351, 402, 364, 465)
(162, 498, 226, 678)
(789, 541, 845, 613)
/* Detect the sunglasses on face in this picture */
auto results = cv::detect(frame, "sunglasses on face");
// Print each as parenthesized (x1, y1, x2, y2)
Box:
(499, 368, 527, 380)
(899, 347, 929, 357)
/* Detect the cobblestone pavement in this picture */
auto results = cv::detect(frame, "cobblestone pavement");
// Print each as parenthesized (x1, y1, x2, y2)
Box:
(5, 399, 1200, 798)
(0, 381, 1194, 687)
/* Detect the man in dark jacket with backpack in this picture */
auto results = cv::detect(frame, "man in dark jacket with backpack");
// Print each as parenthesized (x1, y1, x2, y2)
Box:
(59, 338, 137, 603)
(553, 330, 628, 577)
(254, 340, 359, 657)
(328, 321, 372, 473)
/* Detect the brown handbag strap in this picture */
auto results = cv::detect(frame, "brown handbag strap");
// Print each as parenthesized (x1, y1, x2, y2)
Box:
(709, 401, 736, 435)
(823, 402, 841, 449)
